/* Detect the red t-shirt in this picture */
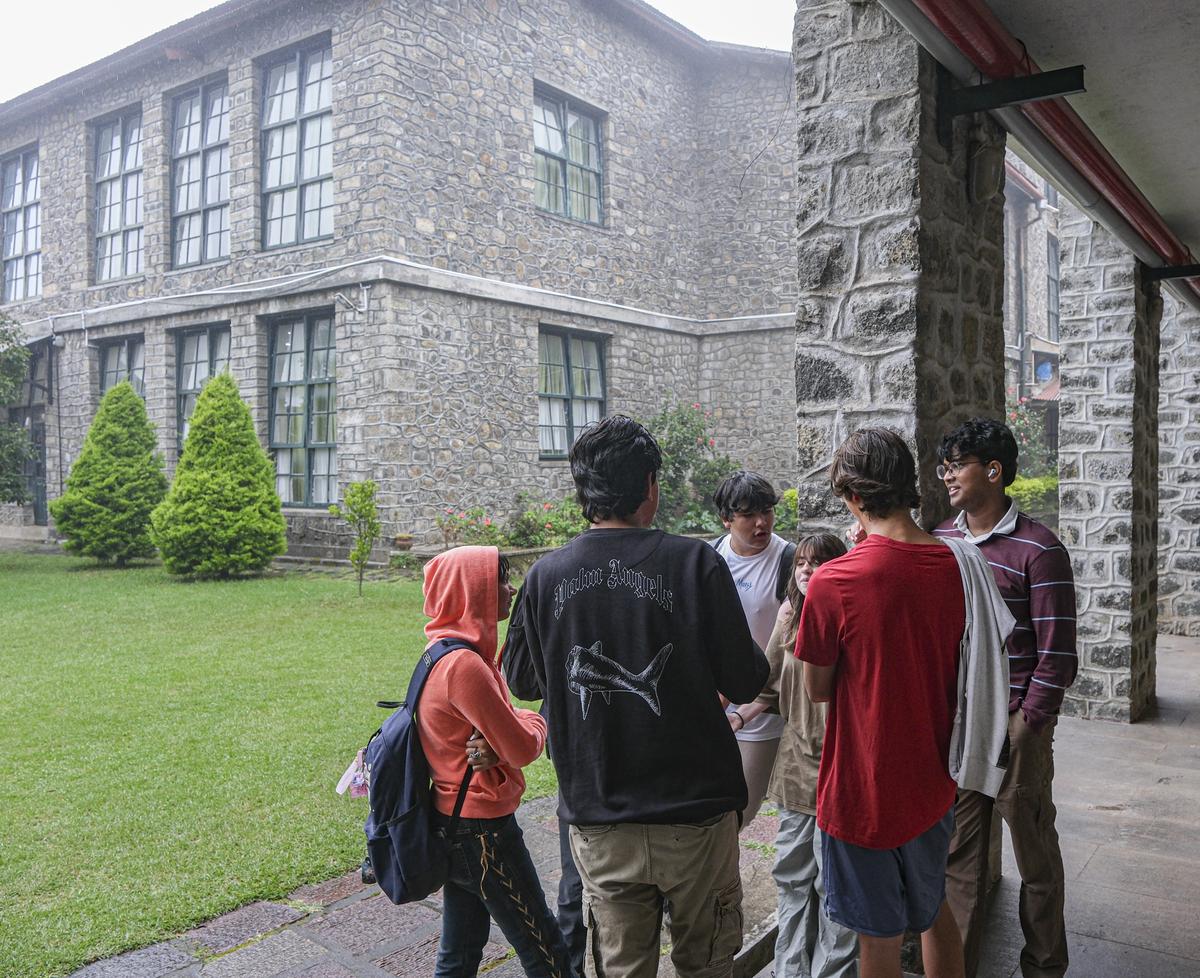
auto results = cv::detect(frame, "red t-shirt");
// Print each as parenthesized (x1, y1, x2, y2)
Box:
(794, 535, 965, 849)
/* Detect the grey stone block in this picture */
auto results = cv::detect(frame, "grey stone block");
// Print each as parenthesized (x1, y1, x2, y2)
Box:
(187, 901, 305, 955)
(69, 942, 196, 978)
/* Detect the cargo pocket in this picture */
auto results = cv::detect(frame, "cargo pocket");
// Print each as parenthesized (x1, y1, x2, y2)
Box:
(708, 879, 744, 966)
(583, 896, 606, 978)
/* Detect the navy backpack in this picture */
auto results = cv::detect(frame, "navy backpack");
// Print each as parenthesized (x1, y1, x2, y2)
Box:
(364, 637, 473, 905)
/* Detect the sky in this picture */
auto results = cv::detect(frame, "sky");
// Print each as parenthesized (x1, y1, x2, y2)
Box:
(0, 0, 795, 103)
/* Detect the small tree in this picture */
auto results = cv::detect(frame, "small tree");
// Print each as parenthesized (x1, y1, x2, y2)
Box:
(1005, 393, 1056, 478)
(151, 373, 286, 578)
(330, 480, 382, 596)
(0, 315, 34, 503)
(49, 382, 167, 565)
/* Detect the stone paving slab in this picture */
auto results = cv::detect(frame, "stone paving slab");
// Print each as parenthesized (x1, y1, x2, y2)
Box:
(186, 902, 306, 956)
(68, 642, 1200, 978)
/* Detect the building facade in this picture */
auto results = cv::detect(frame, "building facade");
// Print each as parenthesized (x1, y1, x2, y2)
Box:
(0, 0, 799, 552)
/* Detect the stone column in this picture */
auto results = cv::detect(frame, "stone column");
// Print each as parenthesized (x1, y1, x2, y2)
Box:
(792, 0, 1006, 528)
(1158, 293, 1200, 636)
(1057, 203, 1161, 721)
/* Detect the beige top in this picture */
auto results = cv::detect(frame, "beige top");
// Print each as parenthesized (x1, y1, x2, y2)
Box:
(757, 603, 827, 816)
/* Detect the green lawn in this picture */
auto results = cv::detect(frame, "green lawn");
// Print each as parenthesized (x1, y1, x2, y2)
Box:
(0, 552, 553, 978)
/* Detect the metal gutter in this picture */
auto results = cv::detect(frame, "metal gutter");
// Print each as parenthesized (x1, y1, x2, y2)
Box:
(877, 0, 1200, 311)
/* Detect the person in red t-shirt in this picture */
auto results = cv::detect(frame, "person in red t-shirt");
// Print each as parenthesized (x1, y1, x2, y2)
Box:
(795, 428, 966, 978)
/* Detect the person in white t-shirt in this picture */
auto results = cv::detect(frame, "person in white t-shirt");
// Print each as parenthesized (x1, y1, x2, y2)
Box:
(712, 471, 795, 828)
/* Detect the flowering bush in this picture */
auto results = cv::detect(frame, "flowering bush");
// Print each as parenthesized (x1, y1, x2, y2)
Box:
(644, 401, 738, 534)
(775, 487, 799, 537)
(435, 506, 506, 548)
(504, 493, 588, 548)
(1005, 391, 1056, 478)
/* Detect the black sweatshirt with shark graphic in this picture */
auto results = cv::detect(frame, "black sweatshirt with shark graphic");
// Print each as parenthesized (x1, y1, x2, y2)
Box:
(502, 527, 769, 825)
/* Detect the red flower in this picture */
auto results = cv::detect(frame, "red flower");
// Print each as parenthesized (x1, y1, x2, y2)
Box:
(545, 522, 553, 529)
(457, 511, 466, 519)
(692, 402, 701, 410)
(543, 502, 552, 511)
(709, 438, 715, 447)
(484, 518, 492, 526)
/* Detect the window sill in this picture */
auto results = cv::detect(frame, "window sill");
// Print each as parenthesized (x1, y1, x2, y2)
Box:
(534, 208, 612, 234)
(165, 259, 232, 277)
(261, 236, 335, 256)
(89, 275, 146, 290)
(282, 505, 336, 515)
(0, 294, 43, 310)
(538, 455, 570, 463)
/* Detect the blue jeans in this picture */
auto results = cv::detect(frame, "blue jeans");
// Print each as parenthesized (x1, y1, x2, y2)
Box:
(434, 812, 577, 978)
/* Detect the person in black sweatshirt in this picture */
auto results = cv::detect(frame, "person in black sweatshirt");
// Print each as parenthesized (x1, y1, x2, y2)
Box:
(502, 415, 768, 978)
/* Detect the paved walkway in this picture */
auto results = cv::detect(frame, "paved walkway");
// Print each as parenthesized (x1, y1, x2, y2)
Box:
(71, 638, 1200, 978)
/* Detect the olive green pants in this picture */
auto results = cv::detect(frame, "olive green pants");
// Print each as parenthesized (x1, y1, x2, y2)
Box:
(569, 811, 743, 978)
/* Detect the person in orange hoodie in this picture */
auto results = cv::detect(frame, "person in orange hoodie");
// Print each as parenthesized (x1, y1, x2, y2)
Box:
(418, 545, 577, 978)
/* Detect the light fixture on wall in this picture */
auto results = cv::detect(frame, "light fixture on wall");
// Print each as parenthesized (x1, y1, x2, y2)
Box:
(968, 123, 1005, 204)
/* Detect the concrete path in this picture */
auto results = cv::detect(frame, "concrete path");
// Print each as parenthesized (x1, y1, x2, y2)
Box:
(69, 638, 1200, 978)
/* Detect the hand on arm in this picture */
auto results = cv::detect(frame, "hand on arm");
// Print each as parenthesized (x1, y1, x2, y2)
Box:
(449, 655, 548, 768)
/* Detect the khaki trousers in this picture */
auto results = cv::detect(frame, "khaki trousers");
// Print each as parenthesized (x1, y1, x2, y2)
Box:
(569, 811, 743, 978)
(946, 710, 1068, 978)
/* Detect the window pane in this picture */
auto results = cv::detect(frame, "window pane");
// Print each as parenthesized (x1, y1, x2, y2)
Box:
(129, 341, 145, 396)
(2, 211, 21, 259)
(25, 254, 40, 299)
(204, 146, 230, 204)
(264, 60, 298, 125)
(174, 214, 200, 266)
(0, 158, 18, 209)
(272, 321, 306, 382)
(96, 123, 121, 179)
(301, 115, 332, 179)
(302, 47, 333, 114)
(567, 166, 600, 223)
(310, 448, 336, 504)
(572, 398, 601, 432)
(535, 155, 564, 215)
(538, 333, 566, 394)
(211, 328, 231, 373)
(539, 397, 568, 455)
(3, 259, 21, 302)
(567, 110, 598, 168)
(124, 171, 143, 225)
(180, 332, 202, 390)
(264, 125, 297, 189)
(276, 447, 305, 504)
(272, 385, 305, 443)
(204, 205, 230, 260)
(124, 228, 144, 276)
(309, 317, 335, 377)
(23, 153, 39, 202)
(205, 84, 230, 144)
(301, 179, 333, 240)
(570, 338, 603, 397)
(174, 92, 201, 155)
(97, 179, 122, 234)
(96, 234, 120, 281)
(533, 99, 563, 154)
(265, 189, 298, 247)
(124, 115, 143, 170)
(174, 156, 200, 213)
(24, 203, 40, 253)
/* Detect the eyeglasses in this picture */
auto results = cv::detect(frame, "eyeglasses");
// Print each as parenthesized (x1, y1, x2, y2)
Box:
(936, 459, 984, 480)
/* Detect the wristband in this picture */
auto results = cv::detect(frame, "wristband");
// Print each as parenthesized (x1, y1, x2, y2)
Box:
(732, 710, 745, 730)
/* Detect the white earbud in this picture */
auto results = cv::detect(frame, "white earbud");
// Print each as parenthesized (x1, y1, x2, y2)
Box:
(988, 468, 998, 478)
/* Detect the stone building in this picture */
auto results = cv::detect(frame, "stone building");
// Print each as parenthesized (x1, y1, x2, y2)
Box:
(0, 0, 798, 551)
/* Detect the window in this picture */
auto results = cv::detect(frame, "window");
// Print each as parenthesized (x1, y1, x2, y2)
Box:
(1047, 233, 1060, 342)
(172, 81, 231, 267)
(269, 313, 336, 505)
(538, 328, 605, 457)
(94, 110, 144, 281)
(261, 43, 333, 248)
(1, 147, 41, 302)
(98, 337, 145, 397)
(177, 325, 231, 445)
(533, 90, 602, 224)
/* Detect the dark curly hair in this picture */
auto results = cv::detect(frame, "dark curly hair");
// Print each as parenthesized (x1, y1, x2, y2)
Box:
(829, 427, 920, 517)
(939, 417, 1019, 487)
(569, 415, 663, 523)
(713, 471, 780, 520)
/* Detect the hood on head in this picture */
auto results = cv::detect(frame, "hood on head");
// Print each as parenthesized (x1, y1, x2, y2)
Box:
(423, 545, 499, 663)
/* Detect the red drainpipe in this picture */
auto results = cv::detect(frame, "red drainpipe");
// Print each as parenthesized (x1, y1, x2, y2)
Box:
(912, 0, 1200, 296)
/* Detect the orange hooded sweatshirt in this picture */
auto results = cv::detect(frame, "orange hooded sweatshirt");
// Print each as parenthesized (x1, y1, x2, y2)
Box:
(417, 545, 547, 818)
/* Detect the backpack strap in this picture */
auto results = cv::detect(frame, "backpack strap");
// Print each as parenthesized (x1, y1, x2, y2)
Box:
(410, 638, 476, 832)
(776, 542, 796, 602)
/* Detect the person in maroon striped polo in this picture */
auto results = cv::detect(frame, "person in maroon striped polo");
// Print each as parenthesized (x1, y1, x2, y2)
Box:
(934, 418, 1075, 978)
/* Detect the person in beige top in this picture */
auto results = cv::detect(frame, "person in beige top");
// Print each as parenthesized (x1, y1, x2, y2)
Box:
(753, 533, 860, 978)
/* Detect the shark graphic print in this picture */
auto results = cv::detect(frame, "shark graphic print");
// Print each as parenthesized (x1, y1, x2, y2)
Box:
(566, 640, 673, 719)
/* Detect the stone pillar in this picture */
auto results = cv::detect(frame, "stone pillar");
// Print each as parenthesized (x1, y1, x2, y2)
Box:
(1156, 294, 1200, 634)
(792, 0, 1006, 528)
(1057, 203, 1161, 721)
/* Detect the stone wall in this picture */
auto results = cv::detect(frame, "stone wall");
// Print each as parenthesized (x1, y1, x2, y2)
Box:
(1057, 203, 1160, 720)
(1158, 293, 1200, 635)
(792, 0, 1004, 527)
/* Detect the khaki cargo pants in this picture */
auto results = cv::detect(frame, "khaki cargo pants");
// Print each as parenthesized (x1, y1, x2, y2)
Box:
(569, 811, 743, 978)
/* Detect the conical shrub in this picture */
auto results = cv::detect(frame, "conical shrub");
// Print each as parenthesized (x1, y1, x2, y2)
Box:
(49, 381, 167, 565)
(151, 373, 286, 577)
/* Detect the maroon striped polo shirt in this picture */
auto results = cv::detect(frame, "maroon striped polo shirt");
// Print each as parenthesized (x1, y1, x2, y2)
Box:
(935, 502, 1077, 731)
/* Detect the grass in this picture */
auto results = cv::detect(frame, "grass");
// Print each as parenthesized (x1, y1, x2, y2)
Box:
(0, 552, 554, 978)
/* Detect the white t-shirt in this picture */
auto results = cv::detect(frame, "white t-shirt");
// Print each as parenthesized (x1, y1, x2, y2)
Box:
(714, 532, 788, 742)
